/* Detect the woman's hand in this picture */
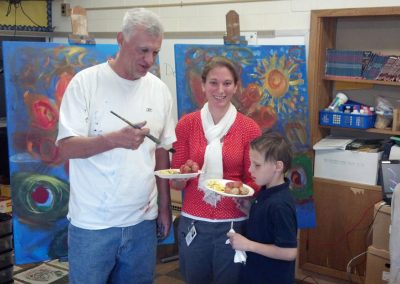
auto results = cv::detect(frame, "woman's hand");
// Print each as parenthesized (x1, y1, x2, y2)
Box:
(169, 178, 190, 190)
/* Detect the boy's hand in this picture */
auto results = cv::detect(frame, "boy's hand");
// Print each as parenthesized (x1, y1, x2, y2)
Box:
(227, 231, 250, 251)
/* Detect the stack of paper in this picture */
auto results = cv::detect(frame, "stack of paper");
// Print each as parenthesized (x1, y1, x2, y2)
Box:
(313, 136, 354, 150)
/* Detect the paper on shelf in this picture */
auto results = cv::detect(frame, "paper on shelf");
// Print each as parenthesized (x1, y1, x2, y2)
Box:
(313, 136, 354, 150)
(389, 145, 400, 160)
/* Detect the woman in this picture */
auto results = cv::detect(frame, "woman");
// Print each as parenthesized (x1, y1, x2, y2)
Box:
(171, 56, 261, 284)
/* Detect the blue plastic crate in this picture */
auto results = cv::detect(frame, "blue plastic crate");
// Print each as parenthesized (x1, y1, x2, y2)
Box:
(319, 110, 376, 129)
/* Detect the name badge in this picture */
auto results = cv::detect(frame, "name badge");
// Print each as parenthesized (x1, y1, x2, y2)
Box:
(185, 224, 197, 246)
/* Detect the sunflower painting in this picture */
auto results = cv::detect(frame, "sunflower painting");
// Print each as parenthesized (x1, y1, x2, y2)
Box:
(174, 44, 315, 228)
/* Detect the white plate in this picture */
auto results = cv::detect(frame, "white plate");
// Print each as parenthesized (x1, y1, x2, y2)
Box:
(154, 169, 202, 179)
(204, 179, 255, 198)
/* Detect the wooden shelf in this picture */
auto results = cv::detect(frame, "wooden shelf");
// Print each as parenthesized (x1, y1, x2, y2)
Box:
(303, 6, 400, 282)
(319, 125, 400, 135)
(367, 127, 400, 135)
(324, 76, 400, 87)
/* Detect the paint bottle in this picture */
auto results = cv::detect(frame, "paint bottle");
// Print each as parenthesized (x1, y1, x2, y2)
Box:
(369, 107, 375, 114)
(328, 92, 348, 111)
(352, 105, 360, 114)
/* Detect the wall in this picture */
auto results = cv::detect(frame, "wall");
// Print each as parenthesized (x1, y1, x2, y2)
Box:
(51, 0, 400, 35)
(50, 0, 400, 116)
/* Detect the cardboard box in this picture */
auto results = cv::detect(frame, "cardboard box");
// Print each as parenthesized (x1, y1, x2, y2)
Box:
(365, 246, 390, 284)
(373, 201, 391, 251)
(0, 185, 10, 198)
(0, 197, 11, 214)
(314, 149, 382, 185)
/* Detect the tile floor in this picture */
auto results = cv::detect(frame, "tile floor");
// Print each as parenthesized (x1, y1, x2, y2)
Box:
(10, 244, 183, 284)
(4, 213, 184, 283)
(8, 247, 327, 284)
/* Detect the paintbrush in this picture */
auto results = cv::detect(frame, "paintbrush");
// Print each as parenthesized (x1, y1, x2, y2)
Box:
(110, 111, 176, 154)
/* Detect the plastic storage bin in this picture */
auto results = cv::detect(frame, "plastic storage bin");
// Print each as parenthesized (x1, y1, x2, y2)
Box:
(0, 250, 12, 269)
(0, 214, 11, 237)
(0, 264, 13, 284)
(319, 110, 376, 129)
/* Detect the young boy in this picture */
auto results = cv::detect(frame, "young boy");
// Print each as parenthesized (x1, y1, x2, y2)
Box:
(227, 131, 298, 284)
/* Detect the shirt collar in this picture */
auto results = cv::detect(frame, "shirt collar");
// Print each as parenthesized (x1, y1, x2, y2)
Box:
(257, 178, 290, 201)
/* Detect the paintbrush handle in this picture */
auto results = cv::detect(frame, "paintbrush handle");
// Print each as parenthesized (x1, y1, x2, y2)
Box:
(110, 111, 161, 144)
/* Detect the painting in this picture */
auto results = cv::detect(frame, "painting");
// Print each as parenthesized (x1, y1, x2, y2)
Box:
(174, 44, 315, 228)
(0, 0, 53, 33)
(3, 41, 119, 264)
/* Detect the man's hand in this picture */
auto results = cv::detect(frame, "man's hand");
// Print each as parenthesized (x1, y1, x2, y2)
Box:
(105, 122, 149, 150)
(157, 206, 172, 239)
(58, 122, 150, 160)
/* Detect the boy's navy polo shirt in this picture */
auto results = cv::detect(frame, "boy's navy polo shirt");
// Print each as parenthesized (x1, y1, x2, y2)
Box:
(241, 179, 298, 284)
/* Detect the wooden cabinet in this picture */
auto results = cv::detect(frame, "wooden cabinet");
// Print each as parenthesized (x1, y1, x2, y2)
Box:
(299, 178, 381, 282)
(301, 6, 400, 282)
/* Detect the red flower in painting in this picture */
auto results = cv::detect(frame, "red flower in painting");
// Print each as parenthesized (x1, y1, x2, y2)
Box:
(55, 72, 74, 108)
(31, 99, 59, 131)
(250, 105, 277, 130)
(238, 83, 261, 110)
(188, 70, 207, 108)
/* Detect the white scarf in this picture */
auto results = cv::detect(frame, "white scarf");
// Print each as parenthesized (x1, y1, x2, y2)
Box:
(199, 102, 237, 207)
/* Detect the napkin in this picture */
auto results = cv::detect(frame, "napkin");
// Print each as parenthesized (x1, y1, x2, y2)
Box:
(225, 228, 247, 264)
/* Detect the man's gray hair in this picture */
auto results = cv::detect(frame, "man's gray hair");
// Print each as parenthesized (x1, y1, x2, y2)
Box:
(121, 8, 164, 41)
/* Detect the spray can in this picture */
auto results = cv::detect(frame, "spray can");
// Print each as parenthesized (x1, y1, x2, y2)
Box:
(328, 92, 348, 111)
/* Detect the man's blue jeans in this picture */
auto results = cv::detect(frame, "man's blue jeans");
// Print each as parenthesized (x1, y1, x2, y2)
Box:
(68, 220, 157, 284)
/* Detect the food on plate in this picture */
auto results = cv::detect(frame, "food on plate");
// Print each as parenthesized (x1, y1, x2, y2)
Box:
(158, 169, 180, 175)
(157, 161, 202, 178)
(224, 181, 249, 195)
(207, 180, 225, 192)
(207, 180, 250, 196)
(180, 159, 200, 174)
(239, 186, 249, 195)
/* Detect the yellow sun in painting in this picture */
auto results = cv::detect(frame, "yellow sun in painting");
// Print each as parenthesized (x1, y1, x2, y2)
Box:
(256, 53, 304, 113)
(265, 69, 289, 98)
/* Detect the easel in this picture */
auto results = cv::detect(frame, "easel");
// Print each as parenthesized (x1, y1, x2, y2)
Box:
(223, 10, 247, 45)
(68, 6, 96, 45)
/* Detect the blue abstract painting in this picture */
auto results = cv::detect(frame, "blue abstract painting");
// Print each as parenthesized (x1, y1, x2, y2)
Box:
(174, 44, 315, 228)
(3, 41, 119, 264)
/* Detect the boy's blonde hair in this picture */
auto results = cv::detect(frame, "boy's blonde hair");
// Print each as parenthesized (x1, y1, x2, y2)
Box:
(250, 131, 292, 173)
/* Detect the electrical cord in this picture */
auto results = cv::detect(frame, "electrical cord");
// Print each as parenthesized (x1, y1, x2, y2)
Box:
(5, 0, 44, 31)
(20, 1, 43, 27)
(346, 250, 367, 283)
(364, 202, 386, 245)
(305, 199, 381, 283)
(345, 202, 386, 282)
(5, 1, 12, 16)
(314, 199, 382, 247)
(13, 1, 16, 36)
